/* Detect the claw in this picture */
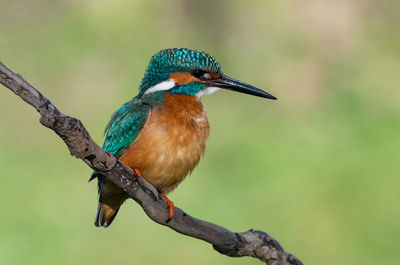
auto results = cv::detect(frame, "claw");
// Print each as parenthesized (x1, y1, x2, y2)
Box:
(162, 195, 175, 220)
(133, 168, 141, 177)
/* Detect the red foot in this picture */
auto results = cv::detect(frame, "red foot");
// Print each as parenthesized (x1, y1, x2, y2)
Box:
(162, 195, 175, 219)
(133, 168, 141, 177)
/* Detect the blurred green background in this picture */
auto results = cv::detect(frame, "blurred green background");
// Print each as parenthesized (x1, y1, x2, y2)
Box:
(1, 0, 399, 264)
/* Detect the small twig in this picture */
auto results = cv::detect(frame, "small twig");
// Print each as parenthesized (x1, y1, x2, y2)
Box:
(0, 61, 303, 265)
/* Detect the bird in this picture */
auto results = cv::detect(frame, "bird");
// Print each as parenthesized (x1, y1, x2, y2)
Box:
(90, 48, 276, 227)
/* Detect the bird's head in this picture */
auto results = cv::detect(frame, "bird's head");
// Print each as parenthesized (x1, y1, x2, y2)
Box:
(138, 48, 276, 100)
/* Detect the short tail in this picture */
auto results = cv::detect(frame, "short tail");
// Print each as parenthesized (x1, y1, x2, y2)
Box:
(94, 202, 121, 228)
(92, 173, 126, 228)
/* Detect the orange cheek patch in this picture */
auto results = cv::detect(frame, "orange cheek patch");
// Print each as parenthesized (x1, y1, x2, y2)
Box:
(210, 73, 221, 79)
(170, 72, 202, 85)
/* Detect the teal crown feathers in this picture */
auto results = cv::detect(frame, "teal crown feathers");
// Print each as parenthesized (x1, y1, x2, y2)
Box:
(139, 48, 223, 94)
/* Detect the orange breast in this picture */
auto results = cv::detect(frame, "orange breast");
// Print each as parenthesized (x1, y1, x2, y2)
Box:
(119, 93, 209, 194)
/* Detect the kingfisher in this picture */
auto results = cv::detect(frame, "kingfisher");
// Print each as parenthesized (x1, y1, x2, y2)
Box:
(90, 48, 276, 227)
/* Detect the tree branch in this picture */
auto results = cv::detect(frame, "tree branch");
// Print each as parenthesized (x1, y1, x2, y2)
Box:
(0, 61, 303, 265)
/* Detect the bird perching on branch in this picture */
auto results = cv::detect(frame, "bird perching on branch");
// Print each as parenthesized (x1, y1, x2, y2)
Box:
(90, 48, 277, 227)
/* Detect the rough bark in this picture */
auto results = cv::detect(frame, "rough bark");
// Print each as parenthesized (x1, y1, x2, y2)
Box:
(0, 61, 303, 265)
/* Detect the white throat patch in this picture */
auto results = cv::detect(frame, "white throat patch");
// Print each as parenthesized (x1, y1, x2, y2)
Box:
(144, 79, 176, 95)
(196, 86, 221, 98)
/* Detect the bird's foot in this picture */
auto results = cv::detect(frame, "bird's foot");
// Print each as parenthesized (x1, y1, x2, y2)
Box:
(133, 168, 142, 177)
(162, 195, 175, 220)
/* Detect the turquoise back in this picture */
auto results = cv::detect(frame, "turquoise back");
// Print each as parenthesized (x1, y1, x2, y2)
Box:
(102, 98, 150, 157)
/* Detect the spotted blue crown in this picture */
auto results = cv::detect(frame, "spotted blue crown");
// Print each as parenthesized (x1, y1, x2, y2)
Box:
(139, 48, 223, 95)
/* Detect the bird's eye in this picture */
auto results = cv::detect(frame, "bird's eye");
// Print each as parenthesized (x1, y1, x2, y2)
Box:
(203, 73, 211, 79)
(192, 69, 208, 78)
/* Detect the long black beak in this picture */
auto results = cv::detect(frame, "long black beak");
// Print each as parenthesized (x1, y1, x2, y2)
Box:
(210, 75, 277, 100)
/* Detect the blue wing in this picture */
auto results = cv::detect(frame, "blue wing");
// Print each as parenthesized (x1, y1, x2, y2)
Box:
(89, 97, 150, 182)
(102, 98, 150, 157)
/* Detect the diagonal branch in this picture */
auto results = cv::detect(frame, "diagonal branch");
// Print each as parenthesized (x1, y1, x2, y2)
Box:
(0, 61, 303, 265)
